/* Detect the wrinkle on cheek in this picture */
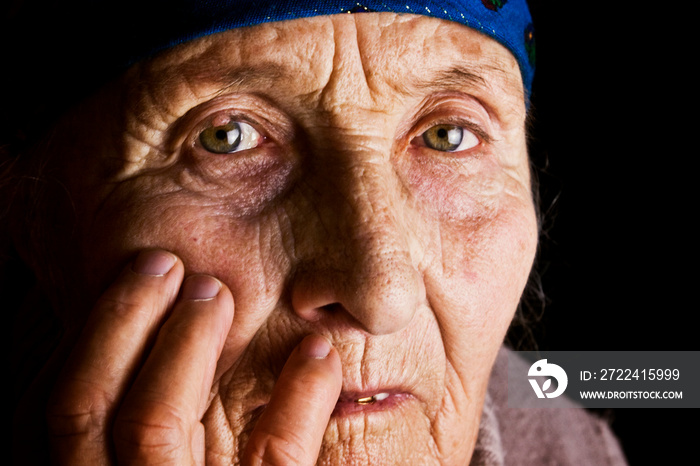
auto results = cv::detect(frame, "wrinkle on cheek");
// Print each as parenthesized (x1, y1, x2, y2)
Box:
(495, 148, 534, 206)
(270, 205, 300, 266)
(249, 220, 293, 297)
(407, 157, 504, 221)
(501, 169, 533, 208)
(111, 138, 171, 181)
(113, 143, 295, 218)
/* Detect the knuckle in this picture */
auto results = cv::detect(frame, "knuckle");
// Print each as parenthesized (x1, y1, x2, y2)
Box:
(93, 291, 165, 329)
(46, 379, 111, 439)
(247, 430, 310, 466)
(96, 294, 151, 319)
(96, 271, 174, 320)
(113, 400, 189, 460)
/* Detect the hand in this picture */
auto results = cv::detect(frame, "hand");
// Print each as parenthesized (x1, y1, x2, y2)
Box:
(44, 249, 342, 465)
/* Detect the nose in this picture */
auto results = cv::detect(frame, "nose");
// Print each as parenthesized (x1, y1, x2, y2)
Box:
(290, 150, 424, 335)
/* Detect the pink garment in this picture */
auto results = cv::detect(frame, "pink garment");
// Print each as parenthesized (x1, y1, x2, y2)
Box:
(471, 348, 628, 465)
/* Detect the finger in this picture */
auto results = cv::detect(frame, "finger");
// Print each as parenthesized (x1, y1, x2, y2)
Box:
(243, 334, 342, 466)
(46, 249, 184, 465)
(113, 274, 234, 465)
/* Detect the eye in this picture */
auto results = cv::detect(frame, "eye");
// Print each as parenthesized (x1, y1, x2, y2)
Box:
(421, 124, 479, 152)
(199, 120, 263, 154)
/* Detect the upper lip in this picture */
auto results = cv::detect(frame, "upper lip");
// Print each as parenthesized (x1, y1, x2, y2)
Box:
(235, 334, 435, 414)
(333, 357, 426, 404)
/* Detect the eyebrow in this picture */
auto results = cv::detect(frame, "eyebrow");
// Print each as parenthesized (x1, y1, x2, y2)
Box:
(203, 62, 289, 94)
(169, 59, 290, 98)
(407, 64, 491, 96)
(428, 65, 488, 89)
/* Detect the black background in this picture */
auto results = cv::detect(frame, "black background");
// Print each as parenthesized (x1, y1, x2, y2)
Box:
(4, 2, 696, 464)
(523, 1, 696, 464)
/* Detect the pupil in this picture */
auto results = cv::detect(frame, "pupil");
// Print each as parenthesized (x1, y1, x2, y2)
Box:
(437, 128, 448, 139)
(215, 129, 228, 140)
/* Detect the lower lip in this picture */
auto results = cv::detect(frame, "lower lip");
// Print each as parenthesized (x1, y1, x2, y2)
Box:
(331, 393, 412, 416)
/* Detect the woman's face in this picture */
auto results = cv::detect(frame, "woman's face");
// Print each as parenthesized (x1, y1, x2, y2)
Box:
(42, 13, 537, 464)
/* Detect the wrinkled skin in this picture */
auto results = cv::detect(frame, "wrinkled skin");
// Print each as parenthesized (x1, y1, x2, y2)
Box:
(16, 13, 537, 465)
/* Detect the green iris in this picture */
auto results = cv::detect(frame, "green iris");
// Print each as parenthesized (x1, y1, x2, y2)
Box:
(199, 121, 243, 154)
(422, 125, 464, 152)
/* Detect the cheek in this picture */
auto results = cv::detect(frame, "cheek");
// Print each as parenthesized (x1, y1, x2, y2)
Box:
(418, 195, 537, 462)
(403, 146, 508, 222)
(405, 146, 536, 324)
(434, 199, 537, 325)
(424, 188, 538, 384)
(78, 181, 293, 322)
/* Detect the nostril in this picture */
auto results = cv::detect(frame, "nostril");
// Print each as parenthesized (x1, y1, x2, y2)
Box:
(301, 301, 363, 329)
(320, 303, 343, 313)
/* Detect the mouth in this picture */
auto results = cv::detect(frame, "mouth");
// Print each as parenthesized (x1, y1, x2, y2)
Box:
(355, 392, 390, 404)
(332, 390, 412, 416)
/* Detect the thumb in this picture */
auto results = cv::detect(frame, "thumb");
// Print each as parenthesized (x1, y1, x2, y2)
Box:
(242, 334, 342, 465)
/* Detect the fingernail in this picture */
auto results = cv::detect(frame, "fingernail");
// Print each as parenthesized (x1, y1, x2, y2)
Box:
(132, 250, 177, 276)
(181, 275, 222, 300)
(300, 334, 332, 359)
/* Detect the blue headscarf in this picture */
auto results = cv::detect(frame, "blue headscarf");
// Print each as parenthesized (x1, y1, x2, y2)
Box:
(123, 0, 535, 95)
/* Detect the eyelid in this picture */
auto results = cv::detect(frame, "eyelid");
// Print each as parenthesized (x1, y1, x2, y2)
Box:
(435, 119, 492, 145)
(165, 94, 295, 156)
(195, 112, 267, 142)
(417, 112, 493, 143)
(399, 93, 496, 150)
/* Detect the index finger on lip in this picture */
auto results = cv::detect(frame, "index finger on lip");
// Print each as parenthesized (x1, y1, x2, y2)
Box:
(243, 334, 342, 466)
(46, 249, 184, 463)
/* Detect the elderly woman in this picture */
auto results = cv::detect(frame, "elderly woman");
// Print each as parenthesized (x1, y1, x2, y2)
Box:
(6, 0, 627, 464)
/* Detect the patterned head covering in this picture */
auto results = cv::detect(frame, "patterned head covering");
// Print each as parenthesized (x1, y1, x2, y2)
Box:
(123, 0, 535, 95)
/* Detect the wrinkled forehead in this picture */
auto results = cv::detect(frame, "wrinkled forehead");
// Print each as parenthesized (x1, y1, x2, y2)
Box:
(131, 14, 525, 123)
(125, 0, 535, 94)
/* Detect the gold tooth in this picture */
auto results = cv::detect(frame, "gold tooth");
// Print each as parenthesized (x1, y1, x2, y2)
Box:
(356, 396, 376, 405)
